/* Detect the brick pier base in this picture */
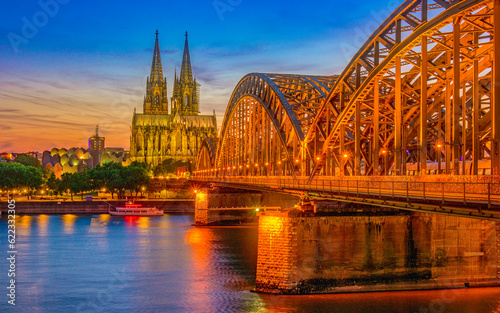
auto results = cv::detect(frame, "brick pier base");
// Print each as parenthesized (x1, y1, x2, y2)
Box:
(255, 210, 500, 294)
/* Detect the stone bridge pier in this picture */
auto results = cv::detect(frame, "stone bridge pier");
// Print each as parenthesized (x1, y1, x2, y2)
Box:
(194, 188, 300, 226)
(255, 209, 500, 294)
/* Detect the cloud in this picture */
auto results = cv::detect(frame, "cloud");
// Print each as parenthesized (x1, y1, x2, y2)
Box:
(0, 142, 13, 151)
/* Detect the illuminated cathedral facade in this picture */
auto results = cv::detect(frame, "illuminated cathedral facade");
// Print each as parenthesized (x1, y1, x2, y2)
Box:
(130, 31, 218, 168)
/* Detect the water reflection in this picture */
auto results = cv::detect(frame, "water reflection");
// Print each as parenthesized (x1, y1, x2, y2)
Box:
(61, 214, 77, 235)
(16, 215, 32, 236)
(185, 227, 215, 310)
(1, 214, 500, 313)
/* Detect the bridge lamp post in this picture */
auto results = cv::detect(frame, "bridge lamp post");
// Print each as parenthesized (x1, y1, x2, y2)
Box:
(277, 161, 282, 176)
(315, 157, 321, 177)
(254, 163, 259, 176)
(342, 152, 351, 176)
(381, 149, 388, 175)
(294, 159, 300, 176)
(434, 142, 443, 174)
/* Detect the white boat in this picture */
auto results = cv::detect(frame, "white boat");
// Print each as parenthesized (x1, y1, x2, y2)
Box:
(109, 201, 163, 216)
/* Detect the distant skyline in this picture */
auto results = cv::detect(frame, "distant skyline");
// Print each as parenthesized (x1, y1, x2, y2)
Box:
(0, 0, 401, 152)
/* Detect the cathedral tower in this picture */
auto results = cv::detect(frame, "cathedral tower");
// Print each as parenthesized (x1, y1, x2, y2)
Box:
(144, 30, 168, 114)
(172, 32, 200, 116)
(130, 30, 217, 169)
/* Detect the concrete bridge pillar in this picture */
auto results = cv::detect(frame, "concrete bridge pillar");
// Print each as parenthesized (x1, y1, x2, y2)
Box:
(255, 210, 500, 294)
(194, 189, 300, 226)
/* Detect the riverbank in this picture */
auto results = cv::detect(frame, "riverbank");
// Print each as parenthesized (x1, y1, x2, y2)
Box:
(0, 199, 195, 214)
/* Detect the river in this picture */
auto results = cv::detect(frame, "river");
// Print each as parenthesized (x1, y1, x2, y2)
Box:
(1, 214, 500, 312)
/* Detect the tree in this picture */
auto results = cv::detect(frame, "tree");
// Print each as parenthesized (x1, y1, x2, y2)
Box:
(14, 154, 41, 168)
(96, 162, 125, 199)
(153, 158, 188, 176)
(46, 172, 59, 195)
(68, 171, 91, 200)
(22, 166, 43, 199)
(0, 162, 26, 198)
(60, 173, 74, 200)
(124, 164, 150, 197)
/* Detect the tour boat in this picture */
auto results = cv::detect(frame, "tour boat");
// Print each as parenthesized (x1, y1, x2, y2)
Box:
(109, 201, 163, 216)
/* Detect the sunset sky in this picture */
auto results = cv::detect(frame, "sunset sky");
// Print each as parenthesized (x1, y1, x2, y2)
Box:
(0, 0, 399, 152)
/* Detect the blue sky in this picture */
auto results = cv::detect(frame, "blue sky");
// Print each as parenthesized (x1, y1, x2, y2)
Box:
(0, 0, 400, 152)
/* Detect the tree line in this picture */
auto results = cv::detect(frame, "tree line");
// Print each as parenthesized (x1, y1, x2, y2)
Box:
(0, 154, 150, 200)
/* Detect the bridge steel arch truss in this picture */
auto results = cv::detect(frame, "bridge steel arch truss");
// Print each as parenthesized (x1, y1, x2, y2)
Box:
(197, 73, 337, 177)
(306, 0, 499, 179)
(196, 137, 216, 171)
(196, 0, 499, 181)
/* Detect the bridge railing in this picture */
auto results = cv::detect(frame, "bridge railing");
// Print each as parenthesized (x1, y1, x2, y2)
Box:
(193, 176, 500, 209)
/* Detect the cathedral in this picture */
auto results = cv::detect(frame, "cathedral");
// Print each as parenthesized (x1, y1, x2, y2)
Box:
(129, 31, 218, 168)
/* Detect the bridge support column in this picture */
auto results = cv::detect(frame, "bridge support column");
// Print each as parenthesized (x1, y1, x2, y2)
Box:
(194, 189, 300, 226)
(255, 210, 500, 294)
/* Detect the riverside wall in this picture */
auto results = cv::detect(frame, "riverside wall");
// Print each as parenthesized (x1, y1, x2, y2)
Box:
(0, 200, 194, 214)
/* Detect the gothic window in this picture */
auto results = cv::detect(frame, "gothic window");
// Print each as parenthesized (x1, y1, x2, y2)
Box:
(184, 94, 188, 107)
(155, 94, 159, 108)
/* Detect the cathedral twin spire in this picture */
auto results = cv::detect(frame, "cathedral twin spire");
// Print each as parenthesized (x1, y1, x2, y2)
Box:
(180, 31, 193, 84)
(150, 29, 163, 84)
(143, 30, 199, 116)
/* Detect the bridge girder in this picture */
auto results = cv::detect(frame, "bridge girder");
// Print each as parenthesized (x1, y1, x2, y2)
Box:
(305, 0, 497, 179)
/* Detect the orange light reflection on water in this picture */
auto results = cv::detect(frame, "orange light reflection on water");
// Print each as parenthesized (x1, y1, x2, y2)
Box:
(37, 214, 49, 236)
(185, 227, 215, 309)
(61, 214, 77, 235)
(16, 215, 32, 236)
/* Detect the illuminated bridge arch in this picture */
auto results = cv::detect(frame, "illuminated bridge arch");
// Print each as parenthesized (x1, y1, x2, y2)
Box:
(197, 73, 337, 177)
(304, 0, 499, 178)
(196, 137, 216, 171)
(195, 0, 499, 180)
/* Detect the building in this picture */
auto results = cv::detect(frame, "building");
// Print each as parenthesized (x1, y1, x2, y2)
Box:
(129, 31, 218, 168)
(88, 125, 105, 164)
(42, 147, 95, 178)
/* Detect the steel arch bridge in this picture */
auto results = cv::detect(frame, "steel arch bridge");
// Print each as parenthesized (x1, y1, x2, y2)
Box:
(196, 73, 338, 176)
(196, 0, 500, 181)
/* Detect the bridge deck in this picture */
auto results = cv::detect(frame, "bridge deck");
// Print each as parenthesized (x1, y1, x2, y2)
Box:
(192, 176, 500, 221)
